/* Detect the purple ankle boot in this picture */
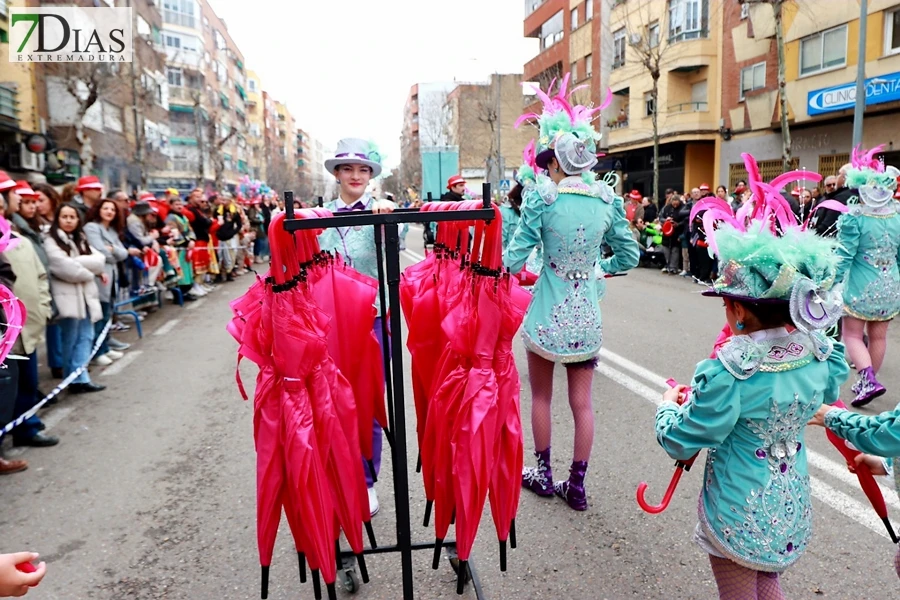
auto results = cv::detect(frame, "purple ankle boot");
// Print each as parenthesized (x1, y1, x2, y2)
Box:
(522, 448, 554, 497)
(852, 367, 886, 407)
(554, 461, 588, 511)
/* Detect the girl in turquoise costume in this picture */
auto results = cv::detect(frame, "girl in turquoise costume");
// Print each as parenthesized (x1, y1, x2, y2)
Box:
(834, 145, 900, 407)
(318, 138, 395, 517)
(505, 75, 639, 511)
(655, 153, 850, 599)
(811, 400, 900, 578)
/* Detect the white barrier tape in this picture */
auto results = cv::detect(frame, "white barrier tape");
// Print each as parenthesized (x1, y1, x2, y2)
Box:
(0, 318, 113, 436)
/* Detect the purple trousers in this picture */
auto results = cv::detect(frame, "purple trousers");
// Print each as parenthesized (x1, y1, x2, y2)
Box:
(364, 317, 389, 487)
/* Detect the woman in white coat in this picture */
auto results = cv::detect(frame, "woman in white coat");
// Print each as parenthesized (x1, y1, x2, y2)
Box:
(85, 198, 139, 366)
(43, 204, 107, 394)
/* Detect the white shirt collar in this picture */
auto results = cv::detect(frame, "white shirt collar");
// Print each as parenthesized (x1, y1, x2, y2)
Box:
(747, 326, 790, 342)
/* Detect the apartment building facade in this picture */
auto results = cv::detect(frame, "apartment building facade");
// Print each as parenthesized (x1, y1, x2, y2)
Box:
(245, 69, 265, 181)
(602, 0, 723, 196)
(446, 73, 535, 191)
(154, 0, 250, 193)
(400, 81, 458, 196)
(524, 0, 571, 110)
(720, 0, 900, 186)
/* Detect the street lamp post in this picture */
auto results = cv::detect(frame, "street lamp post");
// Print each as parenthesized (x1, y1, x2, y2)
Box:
(852, 0, 868, 147)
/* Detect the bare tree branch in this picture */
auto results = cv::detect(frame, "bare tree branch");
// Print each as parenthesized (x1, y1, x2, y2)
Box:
(741, 0, 792, 172)
(56, 63, 120, 172)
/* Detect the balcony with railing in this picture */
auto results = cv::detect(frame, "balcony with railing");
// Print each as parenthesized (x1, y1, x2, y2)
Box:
(668, 101, 707, 113)
(163, 9, 197, 30)
(168, 86, 200, 105)
(169, 121, 198, 137)
(0, 84, 19, 128)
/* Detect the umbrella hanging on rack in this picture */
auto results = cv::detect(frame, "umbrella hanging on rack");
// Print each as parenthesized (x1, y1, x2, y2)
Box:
(451, 212, 505, 591)
(269, 215, 338, 600)
(289, 209, 372, 574)
(418, 203, 482, 529)
(489, 273, 529, 570)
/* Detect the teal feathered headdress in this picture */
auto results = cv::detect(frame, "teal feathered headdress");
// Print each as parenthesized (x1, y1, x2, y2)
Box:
(515, 74, 611, 171)
(843, 144, 900, 209)
(695, 152, 849, 332)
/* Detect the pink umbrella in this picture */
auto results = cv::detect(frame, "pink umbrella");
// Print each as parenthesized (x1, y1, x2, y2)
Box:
(489, 274, 528, 570)
(451, 213, 507, 589)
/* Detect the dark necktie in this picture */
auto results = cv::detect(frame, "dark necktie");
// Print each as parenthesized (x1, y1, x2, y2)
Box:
(336, 201, 365, 212)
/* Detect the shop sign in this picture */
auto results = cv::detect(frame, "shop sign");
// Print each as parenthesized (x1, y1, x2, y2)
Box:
(808, 71, 900, 116)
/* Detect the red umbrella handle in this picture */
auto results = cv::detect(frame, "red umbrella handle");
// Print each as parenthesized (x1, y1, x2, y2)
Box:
(824, 400, 899, 543)
(638, 378, 698, 514)
(15, 561, 39, 588)
(636, 457, 695, 514)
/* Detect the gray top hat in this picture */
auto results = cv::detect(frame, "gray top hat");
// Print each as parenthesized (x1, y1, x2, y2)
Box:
(324, 138, 383, 178)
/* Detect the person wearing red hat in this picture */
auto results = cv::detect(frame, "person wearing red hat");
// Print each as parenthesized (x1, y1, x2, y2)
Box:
(0, 171, 16, 194)
(625, 190, 644, 223)
(1, 182, 60, 448)
(698, 183, 711, 196)
(70, 175, 104, 220)
(441, 175, 467, 202)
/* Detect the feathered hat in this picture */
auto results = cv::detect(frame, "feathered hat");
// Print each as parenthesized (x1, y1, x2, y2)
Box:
(844, 144, 900, 209)
(325, 138, 383, 178)
(515, 74, 612, 179)
(692, 152, 849, 333)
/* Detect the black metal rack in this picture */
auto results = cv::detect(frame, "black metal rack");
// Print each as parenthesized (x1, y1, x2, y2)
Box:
(282, 184, 496, 600)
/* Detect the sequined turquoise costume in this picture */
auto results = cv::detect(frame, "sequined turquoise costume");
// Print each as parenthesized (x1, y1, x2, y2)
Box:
(656, 331, 849, 572)
(835, 198, 900, 321)
(503, 175, 639, 363)
(825, 402, 900, 458)
(499, 203, 520, 250)
(318, 195, 385, 315)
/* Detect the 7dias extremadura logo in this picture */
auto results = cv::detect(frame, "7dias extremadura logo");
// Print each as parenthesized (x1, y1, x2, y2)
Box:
(9, 7, 133, 63)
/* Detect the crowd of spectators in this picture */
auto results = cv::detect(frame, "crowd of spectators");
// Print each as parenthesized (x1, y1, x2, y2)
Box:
(622, 168, 853, 286)
(0, 173, 280, 475)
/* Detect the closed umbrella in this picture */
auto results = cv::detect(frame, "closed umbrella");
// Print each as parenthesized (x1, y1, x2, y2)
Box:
(489, 275, 528, 570)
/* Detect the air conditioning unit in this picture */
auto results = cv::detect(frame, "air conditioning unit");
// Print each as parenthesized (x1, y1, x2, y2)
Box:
(10, 143, 46, 172)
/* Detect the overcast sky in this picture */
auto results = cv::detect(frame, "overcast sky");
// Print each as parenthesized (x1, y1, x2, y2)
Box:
(211, 0, 538, 172)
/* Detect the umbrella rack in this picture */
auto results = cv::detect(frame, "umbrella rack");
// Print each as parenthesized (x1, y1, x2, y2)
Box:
(283, 185, 496, 600)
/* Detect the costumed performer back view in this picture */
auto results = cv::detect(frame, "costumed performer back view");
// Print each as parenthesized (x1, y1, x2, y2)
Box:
(831, 146, 900, 407)
(654, 154, 850, 599)
(319, 138, 396, 517)
(504, 74, 639, 511)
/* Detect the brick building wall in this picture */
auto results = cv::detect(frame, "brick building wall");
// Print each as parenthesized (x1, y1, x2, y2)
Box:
(720, 0, 777, 132)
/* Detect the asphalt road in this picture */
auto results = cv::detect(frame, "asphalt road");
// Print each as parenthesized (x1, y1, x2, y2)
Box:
(2, 223, 898, 599)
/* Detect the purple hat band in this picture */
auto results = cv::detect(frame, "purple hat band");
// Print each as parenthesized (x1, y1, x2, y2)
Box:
(335, 153, 369, 160)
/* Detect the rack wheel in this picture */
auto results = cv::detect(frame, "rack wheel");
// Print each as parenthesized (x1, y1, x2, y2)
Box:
(340, 568, 360, 594)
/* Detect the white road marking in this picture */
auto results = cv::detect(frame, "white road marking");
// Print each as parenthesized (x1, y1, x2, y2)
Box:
(599, 348, 670, 389)
(810, 477, 892, 540)
(186, 298, 206, 310)
(806, 449, 900, 510)
(40, 406, 75, 432)
(101, 350, 143, 376)
(6, 406, 78, 458)
(153, 319, 181, 336)
(596, 355, 897, 539)
(403, 249, 426, 263)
